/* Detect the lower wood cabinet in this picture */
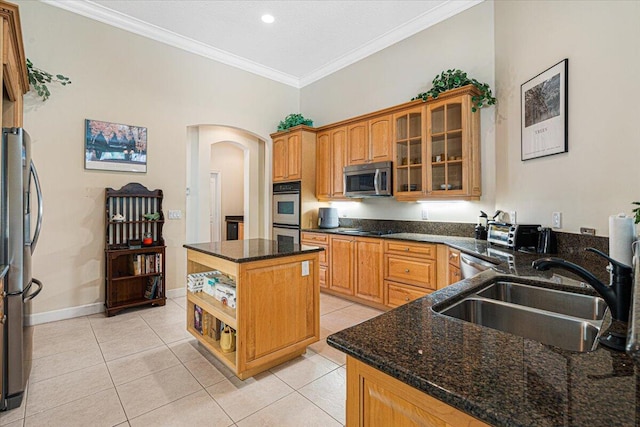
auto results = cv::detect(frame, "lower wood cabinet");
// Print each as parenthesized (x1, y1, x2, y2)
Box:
(301, 232, 330, 289)
(346, 356, 489, 426)
(328, 235, 384, 304)
(385, 280, 429, 308)
(447, 247, 462, 285)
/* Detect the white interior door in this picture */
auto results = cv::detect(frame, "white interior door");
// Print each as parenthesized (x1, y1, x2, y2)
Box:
(210, 172, 221, 242)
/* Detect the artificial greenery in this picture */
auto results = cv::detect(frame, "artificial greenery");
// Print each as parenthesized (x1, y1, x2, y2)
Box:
(277, 113, 313, 131)
(632, 202, 640, 224)
(26, 58, 72, 101)
(412, 69, 495, 112)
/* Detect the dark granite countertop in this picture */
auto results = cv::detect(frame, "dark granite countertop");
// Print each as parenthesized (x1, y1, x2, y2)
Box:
(327, 269, 638, 426)
(184, 238, 323, 263)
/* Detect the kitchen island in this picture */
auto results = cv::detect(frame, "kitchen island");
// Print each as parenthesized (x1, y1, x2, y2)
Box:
(328, 265, 638, 426)
(184, 239, 322, 379)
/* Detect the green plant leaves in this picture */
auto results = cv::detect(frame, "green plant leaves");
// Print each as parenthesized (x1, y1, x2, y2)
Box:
(411, 69, 495, 112)
(26, 58, 72, 101)
(632, 202, 640, 224)
(277, 113, 313, 131)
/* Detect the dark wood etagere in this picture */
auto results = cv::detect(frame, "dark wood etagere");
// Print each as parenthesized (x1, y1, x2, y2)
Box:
(104, 183, 166, 316)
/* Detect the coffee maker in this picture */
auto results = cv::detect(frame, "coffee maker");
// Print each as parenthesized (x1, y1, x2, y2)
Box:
(537, 227, 557, 254)
(475, 211, 488, 240)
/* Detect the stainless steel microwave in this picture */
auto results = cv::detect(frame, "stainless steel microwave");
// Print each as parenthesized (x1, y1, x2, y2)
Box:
(344, 161, 392, 197)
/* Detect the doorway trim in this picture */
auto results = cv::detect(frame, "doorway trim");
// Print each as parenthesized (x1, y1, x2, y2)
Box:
(210, 171, 221, 242)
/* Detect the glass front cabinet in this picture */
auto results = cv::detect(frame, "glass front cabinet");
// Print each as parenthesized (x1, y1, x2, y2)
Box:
(393, 86, 481, 201)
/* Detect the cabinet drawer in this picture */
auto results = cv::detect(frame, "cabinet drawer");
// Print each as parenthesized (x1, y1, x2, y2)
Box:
(448, 247, 460, 267)
(319, 265, 328, 289)
(385, 281, 430, 308)
(385, 255, 436, 289)
(301, 232, 329, 244)
(384, 241, 436, 259)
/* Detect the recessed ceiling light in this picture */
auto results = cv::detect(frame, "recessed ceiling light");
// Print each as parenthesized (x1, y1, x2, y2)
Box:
(261, 14, 275, 24)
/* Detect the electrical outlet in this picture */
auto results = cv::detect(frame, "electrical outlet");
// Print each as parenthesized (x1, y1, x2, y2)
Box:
(580, 227, 596, 236)
(421, 208, 429, 220)
(168, 210, 182, 220)
(552, 212, 562, 229)
(509, 211, 517, 224)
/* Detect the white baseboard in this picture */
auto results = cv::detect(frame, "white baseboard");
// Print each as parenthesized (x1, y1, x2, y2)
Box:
(166, 287, 186, 298)
(27, 302, 105, 326)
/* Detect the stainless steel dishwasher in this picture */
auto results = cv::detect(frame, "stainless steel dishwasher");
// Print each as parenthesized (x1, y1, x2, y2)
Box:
(460, 253, 498, 279)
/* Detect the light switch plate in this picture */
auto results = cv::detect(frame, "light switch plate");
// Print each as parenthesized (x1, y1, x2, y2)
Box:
(552, 212, 562, 229)
(168, 210, 182, 220)
(301, 261, 309, 276)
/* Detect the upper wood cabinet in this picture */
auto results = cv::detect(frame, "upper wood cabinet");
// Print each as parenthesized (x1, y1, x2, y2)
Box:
(426, 89, 481, 199)
(393, 106, 426, 201)
(316, 126, 348, 200)
(0, 1, 29, 129)
(346, 115, 392, 166)
(272, 126, 316, 183)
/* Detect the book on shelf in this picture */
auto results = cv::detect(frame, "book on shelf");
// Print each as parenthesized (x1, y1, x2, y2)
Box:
(194, 305, 203, 334)
(144, 276, 159, 299)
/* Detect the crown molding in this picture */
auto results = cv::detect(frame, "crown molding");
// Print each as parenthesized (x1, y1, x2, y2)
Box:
(41, 0, 483, 89)
(40, 0, 301, 87)
(299, 0, 483, 87)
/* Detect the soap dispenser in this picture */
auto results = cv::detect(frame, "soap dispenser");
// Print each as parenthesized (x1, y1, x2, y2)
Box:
(475, 211, 488, 240)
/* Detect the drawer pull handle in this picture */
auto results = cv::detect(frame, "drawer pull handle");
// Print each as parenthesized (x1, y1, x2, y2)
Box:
(405, 297, 410, 301)
(405, 248, 410, 251)
(405, 269, 410, 273)
(0, 315, 5, 324)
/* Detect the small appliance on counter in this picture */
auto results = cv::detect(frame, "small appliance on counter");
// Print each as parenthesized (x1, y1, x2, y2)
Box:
(318, 207, 339, 229)
(487, 222, 541, 251)
(537, 227, 557, 254)
(474, 210, 488, 240)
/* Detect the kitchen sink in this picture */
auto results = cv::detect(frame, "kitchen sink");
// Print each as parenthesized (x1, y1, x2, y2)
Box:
(434, 280, 607, 352)
(476, 281, 606, 321)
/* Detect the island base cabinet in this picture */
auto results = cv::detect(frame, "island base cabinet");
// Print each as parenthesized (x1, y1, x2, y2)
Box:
(186, 249, 320, 380)
(346, 356, 489, 427)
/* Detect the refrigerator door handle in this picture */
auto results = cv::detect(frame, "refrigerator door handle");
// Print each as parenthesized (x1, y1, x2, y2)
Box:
(29, 159, 43, 254)
(23, 278, 42, 302)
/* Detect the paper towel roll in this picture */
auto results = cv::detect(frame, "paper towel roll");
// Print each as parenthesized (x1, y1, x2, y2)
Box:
(609, 213, 635, 266)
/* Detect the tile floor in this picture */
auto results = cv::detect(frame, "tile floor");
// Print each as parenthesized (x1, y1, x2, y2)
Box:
(0, 293, 383, 427)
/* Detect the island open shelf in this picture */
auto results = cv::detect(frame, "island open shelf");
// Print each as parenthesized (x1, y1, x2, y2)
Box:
(184, 239, 322, 379)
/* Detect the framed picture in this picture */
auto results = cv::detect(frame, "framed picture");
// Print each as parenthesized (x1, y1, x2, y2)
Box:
(85, 119, 147, 172)
(521, 59, 568, 161)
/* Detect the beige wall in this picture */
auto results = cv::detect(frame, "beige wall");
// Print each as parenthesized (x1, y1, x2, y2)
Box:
(300, 1, 497, 223)
(211, 143, 245, 239)
(494, 0, 640, 235)
(18, 1, 297, 317)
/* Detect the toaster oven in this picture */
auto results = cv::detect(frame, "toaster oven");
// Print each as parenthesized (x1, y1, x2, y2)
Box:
(487, 223, 541, 250)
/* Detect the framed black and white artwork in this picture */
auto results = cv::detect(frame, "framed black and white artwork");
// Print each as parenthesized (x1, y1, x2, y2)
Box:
(521, 59, 568, 161)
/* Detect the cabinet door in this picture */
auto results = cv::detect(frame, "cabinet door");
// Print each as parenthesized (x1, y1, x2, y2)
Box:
(331, 127, 348, 198)
(272, 137, 287, 182)
(286, 133, 302, 181)
(448, 265, 461, 285)
(316, 131, 331, 199)
(347, 122, 369, 165)
(369, 115, 392, 162)
(329, 236, 354, 295)
(354, 238, 383, 303)
(393, 107, 425, 200)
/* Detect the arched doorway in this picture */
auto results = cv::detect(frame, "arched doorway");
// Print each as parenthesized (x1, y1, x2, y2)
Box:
(186, 125, 269, 243)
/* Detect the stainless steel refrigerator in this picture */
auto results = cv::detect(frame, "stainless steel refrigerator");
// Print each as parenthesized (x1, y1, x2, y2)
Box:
(1, 128, 43, 411)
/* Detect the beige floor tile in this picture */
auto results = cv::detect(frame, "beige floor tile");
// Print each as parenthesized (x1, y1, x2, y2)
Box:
(139, 299, 185, 325)
(0, 382, 27, 426)
(270, 353, 340, 390)
(129, 389, 233, 427)
(167, 338, 205, 363)
(25, 364, 113, 416)
(149, 319, 191, 344)
(171, 296, 187, 309)
(98, 328, 164, 361)
(320, 304, 383, 333)
(320, 293, 354, 315)
(24, 388, 126, 427)
(236, 392, 342, 427)
(183, 354, 229, 387)
(30, 345, 104, 384)
(299, 367, 347, 424)
(91, 316, 152, 343)
(88, 310, 143, 328)
(307, 337, 347, 366)
(1, 420, 23, 427)
(33, 316, 92, 341)
(116, 364, 202, 419)
(206, 372, 293, 422)
(106, 346, 180, 386)
(31, 328, 98, 360)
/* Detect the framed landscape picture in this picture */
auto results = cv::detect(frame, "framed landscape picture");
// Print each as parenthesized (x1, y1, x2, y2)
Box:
(521, 59, 568, 161)
(85, 119, 147, 172)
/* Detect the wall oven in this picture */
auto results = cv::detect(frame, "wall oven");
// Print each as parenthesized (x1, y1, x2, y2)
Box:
(344, 161, 392, 197)
(272, 181, 300, 245)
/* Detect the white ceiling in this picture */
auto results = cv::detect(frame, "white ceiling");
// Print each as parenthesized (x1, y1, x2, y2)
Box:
(43, 0, 482, 88)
